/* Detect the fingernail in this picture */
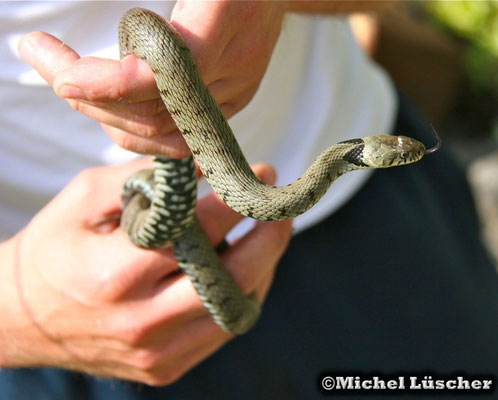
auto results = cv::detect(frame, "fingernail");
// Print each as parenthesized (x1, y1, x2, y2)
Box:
(57, 84, 84, 99)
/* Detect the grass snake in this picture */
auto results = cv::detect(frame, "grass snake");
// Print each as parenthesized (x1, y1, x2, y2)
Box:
(119, 8, 440, 335)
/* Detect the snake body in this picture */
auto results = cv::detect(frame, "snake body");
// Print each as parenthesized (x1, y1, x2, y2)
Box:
(119, 8, 436, 335)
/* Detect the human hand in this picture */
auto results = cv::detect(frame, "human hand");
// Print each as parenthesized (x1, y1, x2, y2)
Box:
(18, 1, 288, 157)
(0, 160, 292, 385)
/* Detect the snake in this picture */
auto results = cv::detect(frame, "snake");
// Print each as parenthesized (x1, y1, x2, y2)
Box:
(118, 8, 441, 335)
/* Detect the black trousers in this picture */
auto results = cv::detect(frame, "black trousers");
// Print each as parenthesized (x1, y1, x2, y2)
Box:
(2, 94, 497, 399)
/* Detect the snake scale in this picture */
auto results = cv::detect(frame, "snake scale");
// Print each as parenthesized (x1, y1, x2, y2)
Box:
(119, 8, 440, 335)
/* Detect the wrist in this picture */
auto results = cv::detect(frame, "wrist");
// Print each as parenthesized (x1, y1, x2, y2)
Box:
(0, 234, 66, 368)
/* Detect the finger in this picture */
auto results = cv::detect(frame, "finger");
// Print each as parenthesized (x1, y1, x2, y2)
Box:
(67, 100, 174, 139)
(71, 96, 167, 118)
(153, 334, 227, 385)
(61, 158, 154, 235)
(205, 77, 248, 110)
(18, 31, 80, 86)
(18, 32, 159, 104)
(99, 97, 235, 158)
(208, 79, 258, 118)
(106, 307, 227, 384)
(221, 219, 293, 299)
(54, 55, 159, 103)
(254, 263, 279, 302)
(196, 162, 277, 246)
(144, 318, 229, 385)
(101, 124, 191, 158)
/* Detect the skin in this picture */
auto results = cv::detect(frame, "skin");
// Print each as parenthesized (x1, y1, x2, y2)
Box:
(3, 0, 394, 386)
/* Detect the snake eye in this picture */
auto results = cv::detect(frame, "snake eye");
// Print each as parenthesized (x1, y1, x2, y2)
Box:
(401, 151, 409, 159)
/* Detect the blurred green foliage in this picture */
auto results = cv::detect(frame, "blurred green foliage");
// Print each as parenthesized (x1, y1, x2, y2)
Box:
(426, 0, 498, 95)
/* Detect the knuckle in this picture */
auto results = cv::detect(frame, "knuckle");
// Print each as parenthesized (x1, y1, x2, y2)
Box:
(107, 83, 127, 103)
(113, 320, 149, 347)
(235, 92, 254, 114)
(66, 99, 82, 112)
(141, 122, 162, 139)
(130, 348, 163, 372)
(132, 99, 165, 118)
(106, 310, 154, 346)
(71, 168, 99, 196)
(224, 259, 255, 295)
(111, 129, 136, 151)
(122, 118, 164, 139)
(194, 55, 214, 79)
(238, 35, 270, 67)
(89, 267, 136, 304)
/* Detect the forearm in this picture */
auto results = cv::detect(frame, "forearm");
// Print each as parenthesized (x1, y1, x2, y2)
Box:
(288, 0, 397, 14)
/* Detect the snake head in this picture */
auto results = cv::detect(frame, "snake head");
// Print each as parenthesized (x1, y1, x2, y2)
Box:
(362, 134, 426, 168)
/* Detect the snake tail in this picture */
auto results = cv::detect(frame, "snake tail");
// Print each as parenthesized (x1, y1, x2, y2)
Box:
(173, 221, 261, 335)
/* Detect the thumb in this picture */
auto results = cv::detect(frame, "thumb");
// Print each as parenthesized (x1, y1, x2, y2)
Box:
(52, 55, 159, 103)
(18, 31, 80, 86)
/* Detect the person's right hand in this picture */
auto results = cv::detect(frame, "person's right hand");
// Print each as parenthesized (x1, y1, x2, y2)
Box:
(18, 1, 288, 157)
(0, 159, 292, 385)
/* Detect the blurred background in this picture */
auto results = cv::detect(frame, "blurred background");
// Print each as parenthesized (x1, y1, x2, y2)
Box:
(349, 0, 498, 267)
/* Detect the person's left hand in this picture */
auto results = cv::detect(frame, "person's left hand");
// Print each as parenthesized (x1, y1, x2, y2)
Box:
(18, 1, 289, 157)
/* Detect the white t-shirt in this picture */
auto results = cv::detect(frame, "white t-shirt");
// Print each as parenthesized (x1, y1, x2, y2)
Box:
(0, 2, 396, 238)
